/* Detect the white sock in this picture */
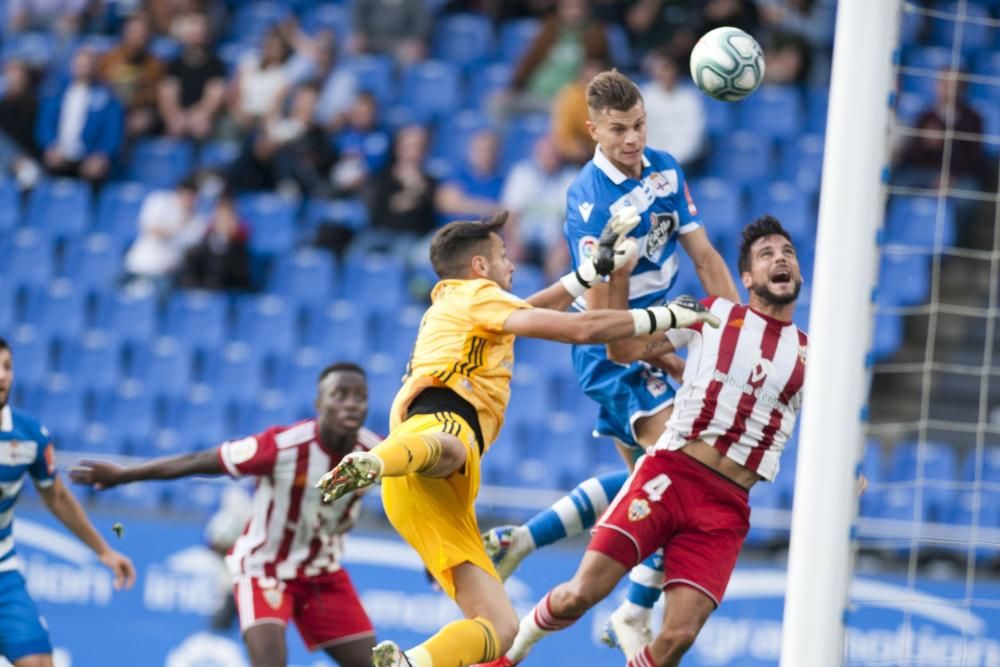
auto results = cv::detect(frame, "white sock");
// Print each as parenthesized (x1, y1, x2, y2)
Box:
(618, 599, 653, 623)
(506, 608, 551, 663)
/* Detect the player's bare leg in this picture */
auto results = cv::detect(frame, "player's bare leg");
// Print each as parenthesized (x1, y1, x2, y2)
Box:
(243, 624, 287, 667)
(324, 635, 378, 667)
(13, 654, 54, 667)
(638, 585, 715, 667)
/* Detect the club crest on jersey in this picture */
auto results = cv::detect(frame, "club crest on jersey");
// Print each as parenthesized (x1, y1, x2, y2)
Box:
(262, 588, 283, 610)
(646, 374, 668, 398)
(749, 352, 776, 384)
(578, 235, 599, 260)
(226, 437, 258, 465)
(628, 498, 651, 522)
(798, 346, 807, 364)
(646, 211, 678, 259)
(647, 170, 678, 197)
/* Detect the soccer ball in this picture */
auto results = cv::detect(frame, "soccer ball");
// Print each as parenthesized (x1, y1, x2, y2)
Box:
(689, 27, 765, 102)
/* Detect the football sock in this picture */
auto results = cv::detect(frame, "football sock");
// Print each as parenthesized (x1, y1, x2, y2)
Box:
(626, 645, 658, 667)
(369, 433, 444, 477)
(524, 470, 629, 547)
(405, 617, 500, 666)
(624, 549, 665, 613)
(506, 591, 581, 663)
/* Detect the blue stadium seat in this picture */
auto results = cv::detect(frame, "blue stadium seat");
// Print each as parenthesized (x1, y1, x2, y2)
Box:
(96, 285, 158, 344)
(95, 379, 157, 446)
(708, 131, 774, 187)
(871, 312, 903, 361)
(510, 264, 545, 299)
(95, 182, 149, 245)
(746, 480, 785, 545)
(28, 178, 90, 237)
(970, 98, 1000, 156)
(400, 61, 462, 121)
(3, 229, 53, 288)
(78, 422, 128, 457)
(930, 2, 994, 53)
(748, 181, 815, 243)
(303, 198, 369, 233)
(900, 47, 962, 99)
(884, 196, 956, 249)
(690, 178, 743, 239)
(302, 301, 368, 363)
(0, 178, 20, 232)
(34, 374, 85, 443)
(0, 284, 18, 331)
(779, 133, 824, 194)
(501, 113, 550, 171)
(339, 252, 407, 313)
(234, 294, 298, 357)
(268, 248, 337, 307)
(236, 192, 297, 255)
(738, 85, 804, 140)
(344, 55, 396, 107)
(499, 18, 540, 64)
(232, 2, 291, 43)
(506, 365, 550, 433)
(270, 346, 327, 399)
(25, 279, 88, 337)
(860, 485, 929, 523)
(164, 290, 229, 349)
(201, 342, 265, 404)
(150, 36, 180, 62)
(1, 32, 57, 66)
(889, 440, 958, 522)
(861, 440, 886, 486)
(166, 478, 227, 516)
(128, 138, 194, 188)
(433, 13, 494, 69)
(466, 62, 512, 112)
(969, 50, 1000, 105)
(198, 141, 241, 172)
(961, 445, 1000, 483)
(372, 304, 422, 364)
(62, 233, 121, 292)
(131, 336, 194, 399)
(702, 97, 735, 138)
(59, 329, 122, 394)
(605, 23, 634, 69)
(877, 251, 931, 306)
(946, 490, 1000, 558)
(164, 384, 230, 449)
(301, 3, 350, 40)
(430, 110, 494, 169)
(238, 389, 302, 435)
(8, 325, 48, 388)
(805, 87, 828, 134)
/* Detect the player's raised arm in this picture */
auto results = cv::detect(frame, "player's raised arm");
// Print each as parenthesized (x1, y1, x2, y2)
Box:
(679, 226, 740, 302)
(69, 448, 224, 489)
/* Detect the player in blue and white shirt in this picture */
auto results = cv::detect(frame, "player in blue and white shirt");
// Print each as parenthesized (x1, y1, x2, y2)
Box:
(0, 337, 134, 666)
(483, 70, 738, 659)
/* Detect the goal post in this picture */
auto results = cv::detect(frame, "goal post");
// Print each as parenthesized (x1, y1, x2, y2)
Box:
(780, 0, 901, 664)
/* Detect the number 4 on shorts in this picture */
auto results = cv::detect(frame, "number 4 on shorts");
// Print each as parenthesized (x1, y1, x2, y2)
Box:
(642, 474, 672, 502)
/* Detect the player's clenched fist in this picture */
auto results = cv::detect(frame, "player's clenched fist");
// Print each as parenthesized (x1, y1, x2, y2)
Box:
(594, 205, 641, 276)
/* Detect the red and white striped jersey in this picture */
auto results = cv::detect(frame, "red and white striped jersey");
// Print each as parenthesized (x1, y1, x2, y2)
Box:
(216, 419, 381, 581)
(655, 297, 807, 481)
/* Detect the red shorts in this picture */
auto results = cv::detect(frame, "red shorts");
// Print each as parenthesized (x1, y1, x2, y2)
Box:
(589, 449, 750, 606)
(234, 569, 374, 651)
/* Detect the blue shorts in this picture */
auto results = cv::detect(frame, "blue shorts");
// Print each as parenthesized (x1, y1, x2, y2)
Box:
(572, 345, 676, 450)
(0, 569, 52, 661)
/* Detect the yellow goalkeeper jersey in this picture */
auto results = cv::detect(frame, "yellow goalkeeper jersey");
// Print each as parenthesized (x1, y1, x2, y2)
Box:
(390, 278, 532, 451)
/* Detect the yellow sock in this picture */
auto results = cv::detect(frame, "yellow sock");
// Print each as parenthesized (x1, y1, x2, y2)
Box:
(406, 617, 501, 666)
(369, 433, 445, 477)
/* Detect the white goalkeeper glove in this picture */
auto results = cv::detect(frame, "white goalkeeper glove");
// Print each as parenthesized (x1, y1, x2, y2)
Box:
(560, 206, 641, 297)
(630, 295, 721, 335)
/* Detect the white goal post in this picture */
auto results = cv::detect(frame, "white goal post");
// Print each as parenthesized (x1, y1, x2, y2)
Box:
(780, 0, 902, 665)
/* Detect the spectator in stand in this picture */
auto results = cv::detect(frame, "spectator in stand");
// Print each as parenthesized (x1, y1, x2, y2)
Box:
(179, 194, 252, 291)
(227, 84, 336, 198)
(640, 47, 706, 169)
(551, 57, 605, 165)
(158, 11, 227, 142)
(350, 0, 431, 65)
(500, 134, 576, 279)
(100, 12, 167, 140)
(36, 47, 123, 186)
(123, 176, 205, 287)
(435, 129, 504, 225)
(354, 124, 438, 255)
(331, 91, 390, 196)
(281, 26, 358, 130)
(625, 0, 759, 63)
(0, 60, 43, 190)
(505, 0, 609, 115)
(230, 28, 292, 133)
(7, 0, 90, 34)
(762, 32, 812, 85)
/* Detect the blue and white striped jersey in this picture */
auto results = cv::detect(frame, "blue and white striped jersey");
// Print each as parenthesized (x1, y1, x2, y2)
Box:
(0, 405, 56, 572)
(564, 146, 701, 311)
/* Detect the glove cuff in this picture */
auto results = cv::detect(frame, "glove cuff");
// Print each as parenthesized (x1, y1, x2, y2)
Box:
(559, 268, 592, 298)
(631, 306, 676, 335)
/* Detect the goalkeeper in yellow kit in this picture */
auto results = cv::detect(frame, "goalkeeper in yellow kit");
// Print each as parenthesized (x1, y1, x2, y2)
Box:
(316, 210, 719, 667)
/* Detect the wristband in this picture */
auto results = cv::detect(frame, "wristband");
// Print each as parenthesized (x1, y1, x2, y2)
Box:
(630, 306, 676, 335)
(559, 269, 592, 298)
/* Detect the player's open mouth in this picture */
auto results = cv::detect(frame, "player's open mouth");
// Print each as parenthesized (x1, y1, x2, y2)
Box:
(771, 270, 791, 284)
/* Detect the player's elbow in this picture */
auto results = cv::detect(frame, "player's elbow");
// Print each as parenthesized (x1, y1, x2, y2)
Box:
(569, 314, 606, 345)
(606, 342, 637, 365)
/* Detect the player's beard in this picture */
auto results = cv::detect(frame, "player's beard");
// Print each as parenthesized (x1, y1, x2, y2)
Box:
(752, 278, 802, 306)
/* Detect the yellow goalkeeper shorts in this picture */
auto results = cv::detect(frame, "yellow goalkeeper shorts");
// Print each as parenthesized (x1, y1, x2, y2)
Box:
(379, 411, 499, 599)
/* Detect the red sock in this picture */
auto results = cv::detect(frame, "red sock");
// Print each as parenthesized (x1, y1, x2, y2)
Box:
(626, 645, 657, 667)
(532, 592, 580, 631)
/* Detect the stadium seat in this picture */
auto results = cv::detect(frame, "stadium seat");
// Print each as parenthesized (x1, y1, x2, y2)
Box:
(884, 196, 957, 249)
(198, 141, 241, 172)
(231, 2, 291, 43)
(861, 439, 886, 486)
(779, 133, 825, 194)
(150, 36, 180, 62)
(102, 479, 165, 511)
(889, 440, 959, 522)
(94, 379, 156, 446)
(201, 342, 265, 404)
(25, 279, 88, 337)
(268, 248, 337, 307)
(961, 445, 1000, 483)
(270, 346, 327, 399)
(130, 336, 194, 399)
(691, 178, 743, 239)
(708, 131, 774, 187)
(0, 32, 57, 66)
(877, 251, 931, 306)
(77, 422, 128, 457)
(233, 294, 298, 357)
(0, 178, 20, 232)
(301, 3, 350, 40)
(433, 13, 494, 69)
(339, 253, 406, 314)
(501, 113, 550, 171)
(59, 329, 122, 394)
(302, 300, 368, 363)
(0, 284, 18, 331)
(804, 87, 829, 134)
(238, 389, 301, 435)
(605, 23, 634, 69)
(9, 325, 49, 388)
(344, 55, 396, 107)
(34, 374, 85, 444)
(465, 62, 512, 112)
(62, 233, 121, 292)
(702, 96, 736, 138)
(399, 61, 462, 122)
(746, 480, 785, 545)
(2, 229, 54, 288)
(127, 138, 194, 188)
(929, 2, 994, 53)
(871, 312, 904, 361)
(96, 284, 158, 344)
(970, 98, 1000, 156)
(372, 304, 422, 363)
(510, 264, 545, 300)
(236, 192, 297, 255)
(164, 290, 229, 349)
(946, 490, 1000, 558)
(748, 181, 815, 243)
(900, 47, 962, 99)
(430, 110, 495, 169)
(969, 50, 1000, 105)
(738, 85, 804, 140)
(164, 384, 230, 449)
(95, 182, 149, 245)
(499, 18, 540, 64)
(303, 198, 369, 233)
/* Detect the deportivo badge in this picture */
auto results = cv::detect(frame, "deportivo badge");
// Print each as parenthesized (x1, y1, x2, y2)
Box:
(628, 498, 651, 522)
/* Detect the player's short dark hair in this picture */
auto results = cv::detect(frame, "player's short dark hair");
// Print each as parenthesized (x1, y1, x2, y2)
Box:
(429, 212, 508, 279)
(318, 362, 366, 384)
(738, 215, 794, 274)
(586, 69, 642, 116)
(0, 337, 8, 352)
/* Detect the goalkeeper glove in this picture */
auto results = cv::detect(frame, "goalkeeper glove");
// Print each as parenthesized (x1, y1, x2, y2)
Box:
(560, 206, 641, 297)
(630, 295, 722, 335)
